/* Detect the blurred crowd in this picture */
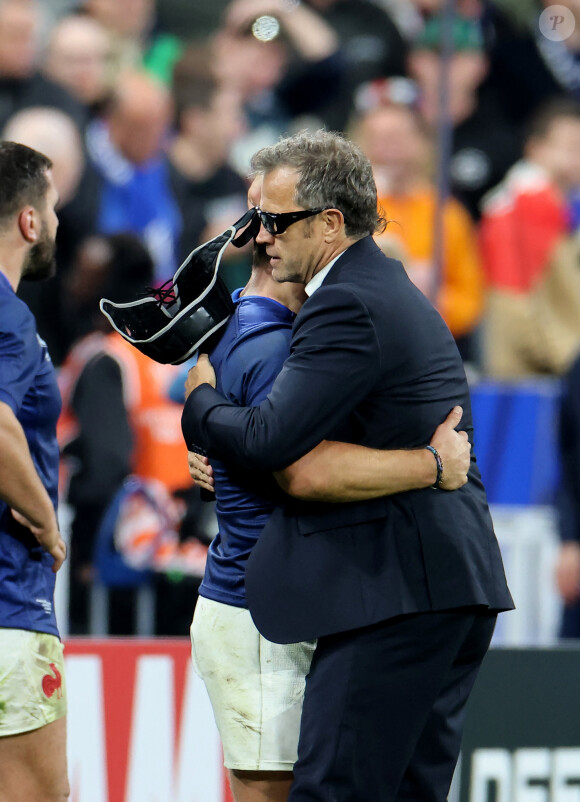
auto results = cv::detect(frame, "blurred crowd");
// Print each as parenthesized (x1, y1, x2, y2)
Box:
(5, 0, 580, 635)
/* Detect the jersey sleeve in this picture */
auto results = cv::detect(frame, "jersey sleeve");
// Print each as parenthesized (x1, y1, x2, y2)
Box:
(0, 297, 38, 414)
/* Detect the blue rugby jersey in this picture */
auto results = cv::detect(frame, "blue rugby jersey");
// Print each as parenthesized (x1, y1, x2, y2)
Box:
(199, 289, 295, 608)
(0, 271, 61, 636)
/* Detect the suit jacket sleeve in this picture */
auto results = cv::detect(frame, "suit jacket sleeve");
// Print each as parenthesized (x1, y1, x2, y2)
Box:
(182, 284, 381, 471)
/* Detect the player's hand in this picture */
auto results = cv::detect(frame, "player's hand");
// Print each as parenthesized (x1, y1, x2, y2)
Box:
(429, 406, 471, 490)
(555, 541, 580, 604)
(188, 450, 215, 492)
(185, 354, 216, 399)
(11, 509, 67, 572)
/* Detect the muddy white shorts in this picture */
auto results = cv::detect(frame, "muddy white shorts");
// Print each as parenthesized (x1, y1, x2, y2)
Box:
(0, 629, 67, 736)
(191, 595, 316, 771)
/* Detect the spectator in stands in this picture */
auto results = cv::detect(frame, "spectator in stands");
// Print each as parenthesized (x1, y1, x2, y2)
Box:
(85, 70, 204, 284)
(42, 14, 113, 117)
(484, 0, 580, 126)
(352, 81, 484, 363)
(79, 0, 183, 85)
(303, 0, 408, 131)
(556, 349, 580, 639)
(407, 10, 521, 219)
(168, 47, 250, 289)
(4, 107, 84, 211)
(212, 0, 346, 172)
(58, 233, 204, 634)
(480, 96, 580, 378)
(3, 105, 99, 364)
(0, 0, 85, 130)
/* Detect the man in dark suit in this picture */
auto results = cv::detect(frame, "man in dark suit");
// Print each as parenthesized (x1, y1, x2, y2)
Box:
(182, 130, 514, 801)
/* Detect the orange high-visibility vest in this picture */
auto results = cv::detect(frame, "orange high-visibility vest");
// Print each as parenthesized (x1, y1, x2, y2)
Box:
(58, 331, 190, 493)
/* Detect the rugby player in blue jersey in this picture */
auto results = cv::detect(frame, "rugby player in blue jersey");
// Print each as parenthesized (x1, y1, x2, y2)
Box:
(0, 142, 68, 801)
(187, 177, 471, 802)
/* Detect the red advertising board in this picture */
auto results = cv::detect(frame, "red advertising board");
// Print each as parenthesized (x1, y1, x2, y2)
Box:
(64, 639, 233, 802)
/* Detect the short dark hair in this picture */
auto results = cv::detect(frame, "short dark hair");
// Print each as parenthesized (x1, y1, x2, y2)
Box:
(251, 130, 385, 238)
(526, 96, 580, 143)
(171, 46, 218, 129)
(95, 232, 155, 304)
(0, 141, 52, 226)
(173, 74, 219, 130)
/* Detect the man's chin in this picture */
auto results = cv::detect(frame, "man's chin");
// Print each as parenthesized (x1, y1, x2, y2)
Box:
(271, 260, 285, 282)
(272, 263, 302, 284)
(21, 261, 56, 282)
(253, 243, 270, 269)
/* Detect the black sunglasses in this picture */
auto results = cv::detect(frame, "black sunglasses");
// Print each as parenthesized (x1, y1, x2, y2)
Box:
(256, 206, 329, 235)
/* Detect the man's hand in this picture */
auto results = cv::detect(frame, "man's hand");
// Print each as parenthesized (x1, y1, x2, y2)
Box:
(188, 450, 215, 492)
(185, 354, 216, 400)
(429, 406, 471, 490)
(11, 509, 67, 573)
(555, 541, 580, 604)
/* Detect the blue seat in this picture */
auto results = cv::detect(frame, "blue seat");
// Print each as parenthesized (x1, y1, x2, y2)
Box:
(470, 379, 561, 506)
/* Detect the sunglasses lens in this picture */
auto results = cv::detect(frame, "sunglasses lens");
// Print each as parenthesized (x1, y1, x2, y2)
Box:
(259, 212, 276, 235)
(258, 209, 321, 235)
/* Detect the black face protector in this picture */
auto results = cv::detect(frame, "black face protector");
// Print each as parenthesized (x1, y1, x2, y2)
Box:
(99, 208, 260, 365)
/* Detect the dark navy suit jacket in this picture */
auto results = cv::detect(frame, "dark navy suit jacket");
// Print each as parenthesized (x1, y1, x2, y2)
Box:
(182, 236, 514, 643)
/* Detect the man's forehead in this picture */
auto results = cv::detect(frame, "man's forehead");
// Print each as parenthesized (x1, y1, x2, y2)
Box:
(247, 176, 262, 207)
(260, 166, 299, 210)
(46, 169, 60, 205)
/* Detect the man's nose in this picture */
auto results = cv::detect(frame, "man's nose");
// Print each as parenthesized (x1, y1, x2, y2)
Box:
(256, 224, 274, 244)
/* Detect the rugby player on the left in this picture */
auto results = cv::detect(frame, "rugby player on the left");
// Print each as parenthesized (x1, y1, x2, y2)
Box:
(0, 141, 68, 802)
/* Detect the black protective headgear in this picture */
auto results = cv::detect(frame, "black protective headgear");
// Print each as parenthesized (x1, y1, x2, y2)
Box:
(99, 208, 260, 365)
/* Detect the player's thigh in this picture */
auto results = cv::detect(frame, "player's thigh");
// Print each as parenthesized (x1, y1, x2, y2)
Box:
(0, 716, 69, 801)
(229, 769, 293, 802)
(191, 596, 315, 771)
(0, 629, 68, 800)
(0, 629, 67, 739)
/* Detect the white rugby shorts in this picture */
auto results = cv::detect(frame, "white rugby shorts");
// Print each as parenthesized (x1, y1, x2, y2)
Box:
(191, 595, 316, 770)
(0, 629, 67, 736)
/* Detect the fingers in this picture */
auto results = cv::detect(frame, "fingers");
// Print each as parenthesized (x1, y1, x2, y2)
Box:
(188, 450, 209, 466)
(185, 354, 216, 397)
(195, 477, 215, 492)
(11, 509, 66, 566)
(555, 543, 580, 603)
(189, 468, 215, 491)
(51, 539, 67, 573)
(187, 451, 215, 490)
(443, 405, 463, 427)
(431, 408, 471, 491)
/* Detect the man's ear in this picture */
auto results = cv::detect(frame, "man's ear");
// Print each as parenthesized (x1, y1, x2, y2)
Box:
(322, 208, 344, 241)
(17, 206, 39, 244)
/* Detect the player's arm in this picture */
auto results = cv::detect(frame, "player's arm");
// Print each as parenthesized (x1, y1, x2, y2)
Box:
(190, 407, 470, 500)
(0, 401, 66, 571)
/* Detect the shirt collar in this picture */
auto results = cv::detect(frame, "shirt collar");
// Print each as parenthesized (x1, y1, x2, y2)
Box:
(305, 251, 346, 297)
(0, 269, 13, 293)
